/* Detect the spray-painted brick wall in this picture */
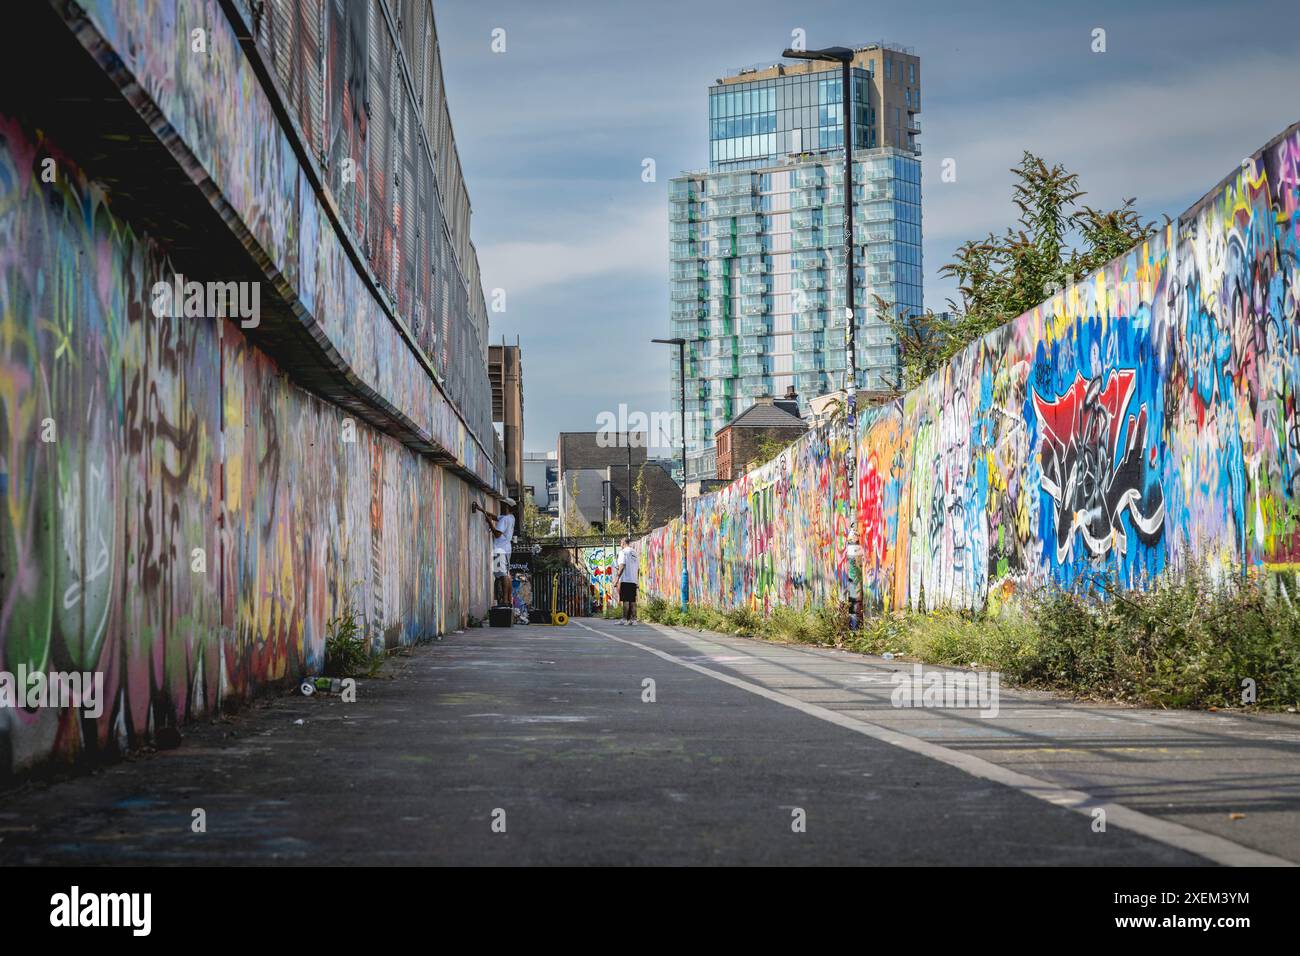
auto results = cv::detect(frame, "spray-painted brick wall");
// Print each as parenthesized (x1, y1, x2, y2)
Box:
(641, 124, 1300, 615)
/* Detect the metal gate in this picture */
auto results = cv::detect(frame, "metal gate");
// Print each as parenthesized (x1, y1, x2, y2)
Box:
(530, 568, 591, 620)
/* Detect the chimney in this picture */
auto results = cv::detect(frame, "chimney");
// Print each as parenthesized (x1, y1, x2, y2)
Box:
(775, 384, 801, 419)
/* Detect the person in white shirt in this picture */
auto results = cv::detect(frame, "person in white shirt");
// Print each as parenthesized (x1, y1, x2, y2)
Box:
(474, 497, 515, 606)
(614, 537, 639, 625)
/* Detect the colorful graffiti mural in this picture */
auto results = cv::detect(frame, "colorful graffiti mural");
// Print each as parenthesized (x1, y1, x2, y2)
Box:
(0, 106, 489, 774)
(642, 124, 1300, 616)
(578, 546, 620, 608)
(78, 0, 498, 489)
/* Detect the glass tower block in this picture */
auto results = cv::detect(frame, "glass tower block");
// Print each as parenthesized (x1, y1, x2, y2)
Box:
(669, 48, 923, 463)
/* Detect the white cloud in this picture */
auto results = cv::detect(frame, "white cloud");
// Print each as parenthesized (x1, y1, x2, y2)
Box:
(923, 53, 1297, 248)
(477, 200, 668, 296)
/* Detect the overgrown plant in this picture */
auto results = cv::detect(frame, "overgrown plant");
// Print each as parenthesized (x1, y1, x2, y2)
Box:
(324, 600, 372, 678)
(745, 434, 794, 472)
(885, 151, 1158, 389)
(521, 496, 557, 540)
(634, 567, 1300, 711)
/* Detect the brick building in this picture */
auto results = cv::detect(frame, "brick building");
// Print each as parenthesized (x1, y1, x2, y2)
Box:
(715, 392, 807, 481)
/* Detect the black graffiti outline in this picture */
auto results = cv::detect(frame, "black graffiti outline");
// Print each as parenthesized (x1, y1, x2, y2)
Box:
(1034, 370, 1166, 563)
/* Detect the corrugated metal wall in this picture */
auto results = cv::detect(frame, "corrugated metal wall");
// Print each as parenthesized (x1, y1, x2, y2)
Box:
(236, 0, 494, 452)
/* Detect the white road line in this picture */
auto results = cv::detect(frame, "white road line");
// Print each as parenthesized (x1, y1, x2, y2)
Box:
(575, 619, 1295, 867)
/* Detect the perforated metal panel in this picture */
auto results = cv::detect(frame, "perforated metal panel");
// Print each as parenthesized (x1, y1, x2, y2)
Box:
(241, 0, 495, 453)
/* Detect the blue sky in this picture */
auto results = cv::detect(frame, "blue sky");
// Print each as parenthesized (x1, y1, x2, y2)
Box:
(436, 0, 1299, 454)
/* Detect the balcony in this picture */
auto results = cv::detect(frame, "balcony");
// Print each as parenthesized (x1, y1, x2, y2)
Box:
(709, 235, 738, 258)
(739, 275, 769, 296)
(738, 256, 767, 275)
(705, 195, 758, 218)
(741, 374, 774, 397)
(677, 360, 704, 384)
(740, 314, 770, 336)
(671, 317, 703, 338)
(795, 371, 825, 395)
(793, 271, 825, 292)
(739, 295, 769, 316)
(791, 189, 822, 209)
(739, 335, 766, 356)
(703, 357, 738, 378)
(672, 281, 705, 302)
(670, 241, 703, 261)
(793, 352, 824, 373)
(793, 165, 826, 188)
(670, 222, 703, 242)
(711, 404, 734, 428)
(670, 179, 703, 201)
(672, 261, 707, 280)
(735, 214, 764, 236)
(707, 296, 731, 319)
(792, 229, 823, 251)
(711, 172, 756, 197)
(708, 258, 732, 278)
(792, 331, 822, 352)
(794, 310, 828, 332)
(671, 302, 707, 321)
(736, 237, 767, 256)
(858, 224, 895, 243)
(791, 208, 822, 231)
(669, 203, 699, 224)
(693, 337, 736, 360)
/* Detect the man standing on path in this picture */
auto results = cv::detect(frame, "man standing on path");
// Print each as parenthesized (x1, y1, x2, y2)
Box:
(474, 498, 516, 606)
(614, 537, 638, 625)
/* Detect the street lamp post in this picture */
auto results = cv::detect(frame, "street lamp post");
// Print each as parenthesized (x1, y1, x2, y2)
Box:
(653, 336, 689, 611)
(782, 45, 862, 618)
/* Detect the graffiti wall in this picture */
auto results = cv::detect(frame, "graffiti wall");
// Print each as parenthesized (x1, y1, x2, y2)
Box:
(642, 124, 1300, 615)
(578, 546, 620, 608)
(78, 0, 498, 488)
(0, 113, 489, 775)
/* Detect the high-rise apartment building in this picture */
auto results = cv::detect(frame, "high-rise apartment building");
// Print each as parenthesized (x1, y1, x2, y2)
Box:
(710, 43, 921, 169)
(669, 43, 923, 471)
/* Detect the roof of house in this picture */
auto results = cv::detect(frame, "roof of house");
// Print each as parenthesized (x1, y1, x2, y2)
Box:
(721, 402, 805, 430)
